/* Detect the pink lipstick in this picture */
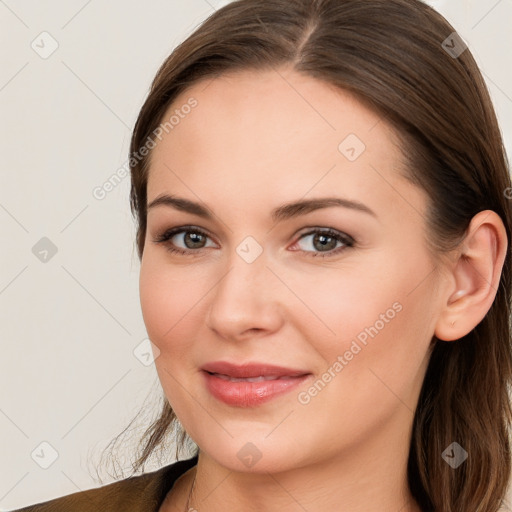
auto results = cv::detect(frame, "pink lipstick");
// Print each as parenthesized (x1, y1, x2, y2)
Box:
(201, 361, 311, 407)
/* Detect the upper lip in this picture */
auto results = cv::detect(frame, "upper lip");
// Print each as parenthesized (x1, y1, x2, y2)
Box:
(201, 361, 310, 378)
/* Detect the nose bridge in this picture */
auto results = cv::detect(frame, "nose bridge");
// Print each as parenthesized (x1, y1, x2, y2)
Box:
(205, 237, 283, 337)
(216, 237, 271, 304)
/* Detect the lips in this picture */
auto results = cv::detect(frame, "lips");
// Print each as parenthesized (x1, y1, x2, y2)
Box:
(201, 361, 310, 379)
(212, 374, 298, 382)
(200, 361, 312, 407)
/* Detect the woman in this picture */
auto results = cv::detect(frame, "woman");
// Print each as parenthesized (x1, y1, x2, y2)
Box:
(13, 0, 512, 511)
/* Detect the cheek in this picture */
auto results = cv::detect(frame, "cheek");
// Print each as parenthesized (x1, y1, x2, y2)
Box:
(280, 260, 404, 349)
(292, 269, 434, 449)
(295, 250, 434, 384)
(139, 255, 206, 354)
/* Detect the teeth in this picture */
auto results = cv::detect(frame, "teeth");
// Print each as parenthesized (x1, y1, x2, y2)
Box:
(213, 373, 294, 382)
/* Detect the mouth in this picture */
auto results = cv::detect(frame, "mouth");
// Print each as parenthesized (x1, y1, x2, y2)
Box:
(201, 360, 310, 378)
(206, 372, 304, 382)
(200, 361, 312, 407)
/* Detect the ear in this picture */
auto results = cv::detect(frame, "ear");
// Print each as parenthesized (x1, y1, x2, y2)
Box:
(435, 210, 508, 342)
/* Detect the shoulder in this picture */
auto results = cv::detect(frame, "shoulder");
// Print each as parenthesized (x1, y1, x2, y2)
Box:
(10, 455, 198, 512)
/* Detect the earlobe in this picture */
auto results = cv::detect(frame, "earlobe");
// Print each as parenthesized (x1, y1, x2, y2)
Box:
(434, 210, 508, 342)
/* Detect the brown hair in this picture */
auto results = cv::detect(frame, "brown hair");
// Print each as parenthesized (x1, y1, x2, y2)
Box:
(101, 1, 512, 510)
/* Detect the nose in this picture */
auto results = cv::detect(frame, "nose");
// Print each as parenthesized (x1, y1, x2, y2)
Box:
(205, 252, 284, 342)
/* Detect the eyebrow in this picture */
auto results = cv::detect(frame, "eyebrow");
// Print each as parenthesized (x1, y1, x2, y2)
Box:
(147, 194, 377, 222)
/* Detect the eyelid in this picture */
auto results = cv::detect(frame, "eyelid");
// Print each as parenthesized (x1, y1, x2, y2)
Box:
(151, 225, 216, 252)
(292, 227, 354, 256)
(152, 225, 216, 244)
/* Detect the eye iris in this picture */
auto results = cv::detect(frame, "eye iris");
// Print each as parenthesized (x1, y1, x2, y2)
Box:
(313, 233, 337, 251)
(185, 232, 206, 249)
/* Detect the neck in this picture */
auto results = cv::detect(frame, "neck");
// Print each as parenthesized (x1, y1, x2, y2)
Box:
(181, 414, 422, 512)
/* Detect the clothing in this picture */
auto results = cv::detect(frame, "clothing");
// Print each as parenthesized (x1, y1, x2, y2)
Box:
(10, 455, 198, 512)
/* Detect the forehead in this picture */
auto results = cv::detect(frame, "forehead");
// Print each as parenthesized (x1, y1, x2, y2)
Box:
(146, 68, 417, 220)
(152, 67, 390, 157)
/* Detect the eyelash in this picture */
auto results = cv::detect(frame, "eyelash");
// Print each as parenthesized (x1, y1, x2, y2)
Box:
(152, 225, 355, 259)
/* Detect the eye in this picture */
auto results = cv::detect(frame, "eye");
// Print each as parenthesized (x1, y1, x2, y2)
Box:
(291, 228, 354, 258)
(152, 226, 355, 258)
(152, 226, 215, 256)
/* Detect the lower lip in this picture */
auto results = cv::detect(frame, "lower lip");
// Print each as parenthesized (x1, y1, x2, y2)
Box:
(202, 371, 311, 407)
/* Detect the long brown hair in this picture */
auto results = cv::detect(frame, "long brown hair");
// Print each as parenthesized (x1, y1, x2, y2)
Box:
(100, 1, 512, 510)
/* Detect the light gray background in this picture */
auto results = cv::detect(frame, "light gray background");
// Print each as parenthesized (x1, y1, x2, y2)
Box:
(1, 0, 511, 510)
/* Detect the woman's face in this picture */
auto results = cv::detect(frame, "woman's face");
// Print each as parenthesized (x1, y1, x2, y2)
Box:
(139, 67, 446, 473)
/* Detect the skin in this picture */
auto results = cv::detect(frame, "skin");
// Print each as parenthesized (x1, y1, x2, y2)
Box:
(138, 66, 508, 511)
